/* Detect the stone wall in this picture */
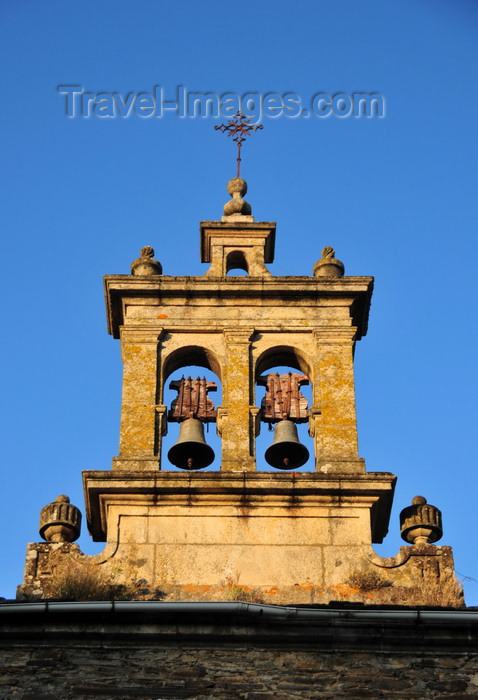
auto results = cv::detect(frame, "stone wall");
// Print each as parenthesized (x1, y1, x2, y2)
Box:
(17, 538, 463, 608)
(2, 644, 478, 699)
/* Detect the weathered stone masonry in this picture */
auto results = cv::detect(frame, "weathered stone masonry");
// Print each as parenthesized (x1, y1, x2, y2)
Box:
(18, 177, 463, 607)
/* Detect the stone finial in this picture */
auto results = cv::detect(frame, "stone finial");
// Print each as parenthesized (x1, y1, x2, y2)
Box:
(400, 496, 443, 545)
(131, 246, 162, 276)
(313, 246, 345, 278)
(223, 178, 253, 220)
(39, 495, 82, 543)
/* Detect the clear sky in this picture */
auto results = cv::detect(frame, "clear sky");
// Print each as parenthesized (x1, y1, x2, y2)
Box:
(1, 0, 478, 604)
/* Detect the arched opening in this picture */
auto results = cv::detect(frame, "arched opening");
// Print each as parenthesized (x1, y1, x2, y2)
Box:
(161, 347, 222, 472)
(255, 345, 312, 381)
(255, 347, 314, 472)
(162, 345, 222, 385)
(226, 250, 249, 276)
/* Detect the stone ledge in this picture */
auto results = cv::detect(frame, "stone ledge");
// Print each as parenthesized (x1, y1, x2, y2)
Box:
(104, 275, 373, 338)
(82, 469, 396, 542)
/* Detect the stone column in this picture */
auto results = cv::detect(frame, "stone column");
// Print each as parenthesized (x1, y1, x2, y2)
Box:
(219, 329, 255, 471)
(312, 330, 363, 473)
(114, 329, 162, 470)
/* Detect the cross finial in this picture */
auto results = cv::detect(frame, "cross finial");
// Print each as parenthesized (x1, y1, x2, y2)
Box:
(214, 112, 263, 178)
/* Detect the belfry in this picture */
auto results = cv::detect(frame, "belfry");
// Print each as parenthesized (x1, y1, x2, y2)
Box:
(18, 125, 462, 606)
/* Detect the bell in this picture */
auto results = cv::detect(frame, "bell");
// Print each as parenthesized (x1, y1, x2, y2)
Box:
(168, 417, 215, 470)
(265, 418, 309, 470)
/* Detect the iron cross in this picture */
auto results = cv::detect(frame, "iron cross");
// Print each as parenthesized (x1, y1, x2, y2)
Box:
(215, 112, 263, 178)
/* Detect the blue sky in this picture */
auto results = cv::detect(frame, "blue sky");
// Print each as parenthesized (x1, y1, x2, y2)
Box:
(1, 0, 478, 603)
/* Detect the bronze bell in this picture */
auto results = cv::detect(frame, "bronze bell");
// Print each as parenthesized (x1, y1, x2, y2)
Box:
(265, 418, 309, 470)
(168, 416, 215, 470)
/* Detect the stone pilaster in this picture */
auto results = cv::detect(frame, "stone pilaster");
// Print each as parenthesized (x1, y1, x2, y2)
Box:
(115, 329, 162, 470)
(312, 329, 362, 473)
(220, 329, 255, 471)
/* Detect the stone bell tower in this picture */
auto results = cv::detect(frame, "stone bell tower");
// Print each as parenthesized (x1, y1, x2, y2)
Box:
(108, 176, 371, 476)
(18, 169, 462, 606)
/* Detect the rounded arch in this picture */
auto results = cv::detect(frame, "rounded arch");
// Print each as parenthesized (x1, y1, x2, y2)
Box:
(161, 346, 222, 472)
(226, 250, 248, 275)
(162, 345, 222, 385)
(254, 345, 312, 381)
